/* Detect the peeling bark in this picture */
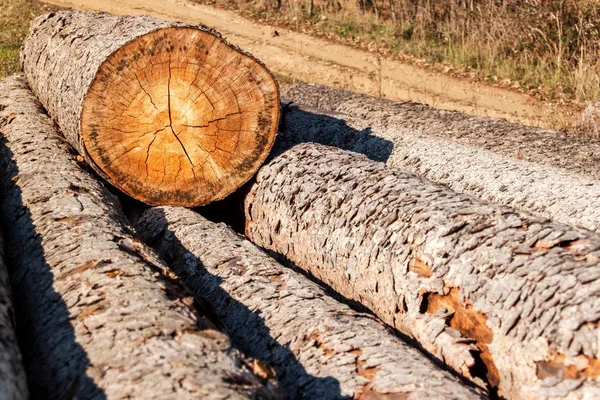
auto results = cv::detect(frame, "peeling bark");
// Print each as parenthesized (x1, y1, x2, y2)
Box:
(280, 83, 600, 232)
(134, 206, 485, 399)
(245, 142, 600, 399)
(0, 231, 27, 400)
(21, 11, 279, 206)
(0, 75, 278, 399)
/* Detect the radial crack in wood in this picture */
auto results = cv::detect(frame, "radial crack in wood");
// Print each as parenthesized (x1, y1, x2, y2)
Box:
(244, 142, 600, 399)
(21, 11, 279, 206)
(133, 206, 485, 399)
(0, 75, 278, 399)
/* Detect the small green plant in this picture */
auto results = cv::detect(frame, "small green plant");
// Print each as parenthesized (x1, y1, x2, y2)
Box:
(0, 0, 59, 79)
(0, 46, 19, 79)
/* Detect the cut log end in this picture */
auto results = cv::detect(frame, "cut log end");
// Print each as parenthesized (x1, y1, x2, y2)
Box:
(81, 27, 279, 206)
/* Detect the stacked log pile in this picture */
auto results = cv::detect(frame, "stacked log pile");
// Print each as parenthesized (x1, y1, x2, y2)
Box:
(281, 84, 600, 232)
(134, 206, 484, 399)
(244, 143, 600, 399)
(0, 75, 279, 399)
(0, 8, 599, 400)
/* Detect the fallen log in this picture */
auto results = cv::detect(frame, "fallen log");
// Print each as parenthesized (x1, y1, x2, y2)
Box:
(281, 83, 600, 232)
(244, 142, 600, 399)
(0, 75, 278, 399)
(0, 232, 27, 400)
(134, 206, 485, 399)
(21, 11, 279, 206)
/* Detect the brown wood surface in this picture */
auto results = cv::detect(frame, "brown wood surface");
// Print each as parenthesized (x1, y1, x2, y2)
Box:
(244, 142, 600, 399)
(0, 74, 278, 399)
(134, 206, 485, 399)
(21, 11, 279, 206)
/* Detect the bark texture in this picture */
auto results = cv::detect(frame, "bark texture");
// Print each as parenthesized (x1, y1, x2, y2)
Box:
(0, 232, 27, 400)
(135, 206, 484, 399)
(21, 11, 279, 206)
(281, 83, 600, 232)
(0, 75, 278, 399)
(245, 142, 600, 399)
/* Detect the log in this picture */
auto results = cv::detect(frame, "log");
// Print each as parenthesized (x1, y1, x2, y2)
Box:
(280, 83, 600, 232)
(134, 206, 485, 399)
(21, 11, 279, 206)
(0, 232, 27, 400)
(0, 75, 278, 399)
(244, 142, 600, 399)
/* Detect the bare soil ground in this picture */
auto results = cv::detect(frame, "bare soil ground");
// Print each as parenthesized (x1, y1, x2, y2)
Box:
(42, 0, 580, 131)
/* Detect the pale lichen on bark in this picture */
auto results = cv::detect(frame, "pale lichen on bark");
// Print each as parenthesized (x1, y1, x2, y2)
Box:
(245, 142, 600, 399)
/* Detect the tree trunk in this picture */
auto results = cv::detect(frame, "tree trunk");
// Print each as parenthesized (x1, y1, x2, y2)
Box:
(21, 11, 279, 207)
(244, 142, 600, 399)
(134, 206, 485, 399)
(0, 75, 278, 399)
(0, 232, 27, 400)
(281, 83, 600, 232)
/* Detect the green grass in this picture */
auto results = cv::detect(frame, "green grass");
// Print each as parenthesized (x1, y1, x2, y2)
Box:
(0, 0, 60, 79)
(0, 46, 20, 79)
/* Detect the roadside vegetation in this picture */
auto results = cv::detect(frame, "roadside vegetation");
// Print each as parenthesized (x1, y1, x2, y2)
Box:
(2, 0, 598, 122)
(196, 0, 600, 104)
(0, 0, 59, 79)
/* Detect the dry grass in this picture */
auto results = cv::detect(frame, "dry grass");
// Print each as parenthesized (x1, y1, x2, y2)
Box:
(2, 0, 596, 113)
(196, 0, 600, 104)
(0, 0, 60, 79)
(273, 72, 301, 91)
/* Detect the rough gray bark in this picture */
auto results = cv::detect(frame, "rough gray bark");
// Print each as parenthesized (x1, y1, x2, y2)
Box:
(0, 75, 278, 399)
(0, 232, 27, 400)
(134, 206, 485, 399)
(245, 142, 600, 399)
(281, 83, 600, 233)
(21, 11, 279, 207)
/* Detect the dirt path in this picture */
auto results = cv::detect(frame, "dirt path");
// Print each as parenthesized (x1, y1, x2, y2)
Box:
(45, 0, 576, 129)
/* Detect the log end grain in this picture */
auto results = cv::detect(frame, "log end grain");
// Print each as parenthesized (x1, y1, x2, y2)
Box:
(81, 26, 279, 206)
